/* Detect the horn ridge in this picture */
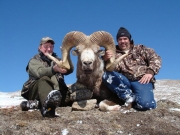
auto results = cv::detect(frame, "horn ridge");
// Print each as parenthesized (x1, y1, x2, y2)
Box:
(90, 31, 116, 71)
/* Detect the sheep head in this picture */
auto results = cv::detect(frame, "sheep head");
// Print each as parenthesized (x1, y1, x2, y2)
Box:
(70, 31, 117, 74)
(72, 42, 104, 74)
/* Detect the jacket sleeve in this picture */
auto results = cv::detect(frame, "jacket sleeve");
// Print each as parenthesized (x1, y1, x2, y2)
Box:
(28, 59, 54, 79)
(141, 45, 162, 75)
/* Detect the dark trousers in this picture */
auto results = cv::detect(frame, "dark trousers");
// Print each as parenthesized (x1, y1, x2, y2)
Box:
(28, 76, 54, 106)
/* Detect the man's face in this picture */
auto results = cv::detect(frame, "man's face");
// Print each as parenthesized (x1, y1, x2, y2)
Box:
(117, 36, 131, 51)
(39, 42, 54, 55)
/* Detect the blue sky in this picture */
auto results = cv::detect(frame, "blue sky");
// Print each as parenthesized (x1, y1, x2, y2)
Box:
(1, 0, 180, 92)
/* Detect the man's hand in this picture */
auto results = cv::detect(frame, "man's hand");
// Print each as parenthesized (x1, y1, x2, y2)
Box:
(139, 74, 153, 84)
(53, 64, 67, 74)
(103, 50, 114, 61)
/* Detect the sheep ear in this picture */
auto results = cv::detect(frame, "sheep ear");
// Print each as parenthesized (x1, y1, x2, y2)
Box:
(97, 50, 105, 56)
(72, 49, 78, 56)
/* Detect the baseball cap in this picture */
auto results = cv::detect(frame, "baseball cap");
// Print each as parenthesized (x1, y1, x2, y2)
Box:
(40, 37, 55, 45)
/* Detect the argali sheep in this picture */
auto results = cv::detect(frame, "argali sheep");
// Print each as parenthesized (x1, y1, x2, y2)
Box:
(46, 31, 128, 111)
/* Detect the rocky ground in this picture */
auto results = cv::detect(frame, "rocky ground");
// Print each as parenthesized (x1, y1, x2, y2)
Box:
(0, 80, 180, 135)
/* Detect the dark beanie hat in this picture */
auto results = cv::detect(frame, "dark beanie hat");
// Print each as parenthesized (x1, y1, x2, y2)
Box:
(116, 27, 131, 41)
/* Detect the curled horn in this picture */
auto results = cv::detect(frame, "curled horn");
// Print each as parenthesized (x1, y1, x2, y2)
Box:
(90, 31, 128, 71)
(46, 31, 87, 71)
(61, 31, 87, 71)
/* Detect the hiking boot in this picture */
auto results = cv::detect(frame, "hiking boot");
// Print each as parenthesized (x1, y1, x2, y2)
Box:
(41, 90, 62, 117)
(20, 100, 39, 111)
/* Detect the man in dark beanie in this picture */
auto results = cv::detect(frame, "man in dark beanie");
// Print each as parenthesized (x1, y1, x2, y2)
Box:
(102, 27, 162, 111)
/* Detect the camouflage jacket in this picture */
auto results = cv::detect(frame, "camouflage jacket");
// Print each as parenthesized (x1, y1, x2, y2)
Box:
(115, 44, 162, 82)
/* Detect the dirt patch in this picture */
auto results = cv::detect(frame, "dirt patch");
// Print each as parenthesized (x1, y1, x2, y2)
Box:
(0, 100, 180, 135)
